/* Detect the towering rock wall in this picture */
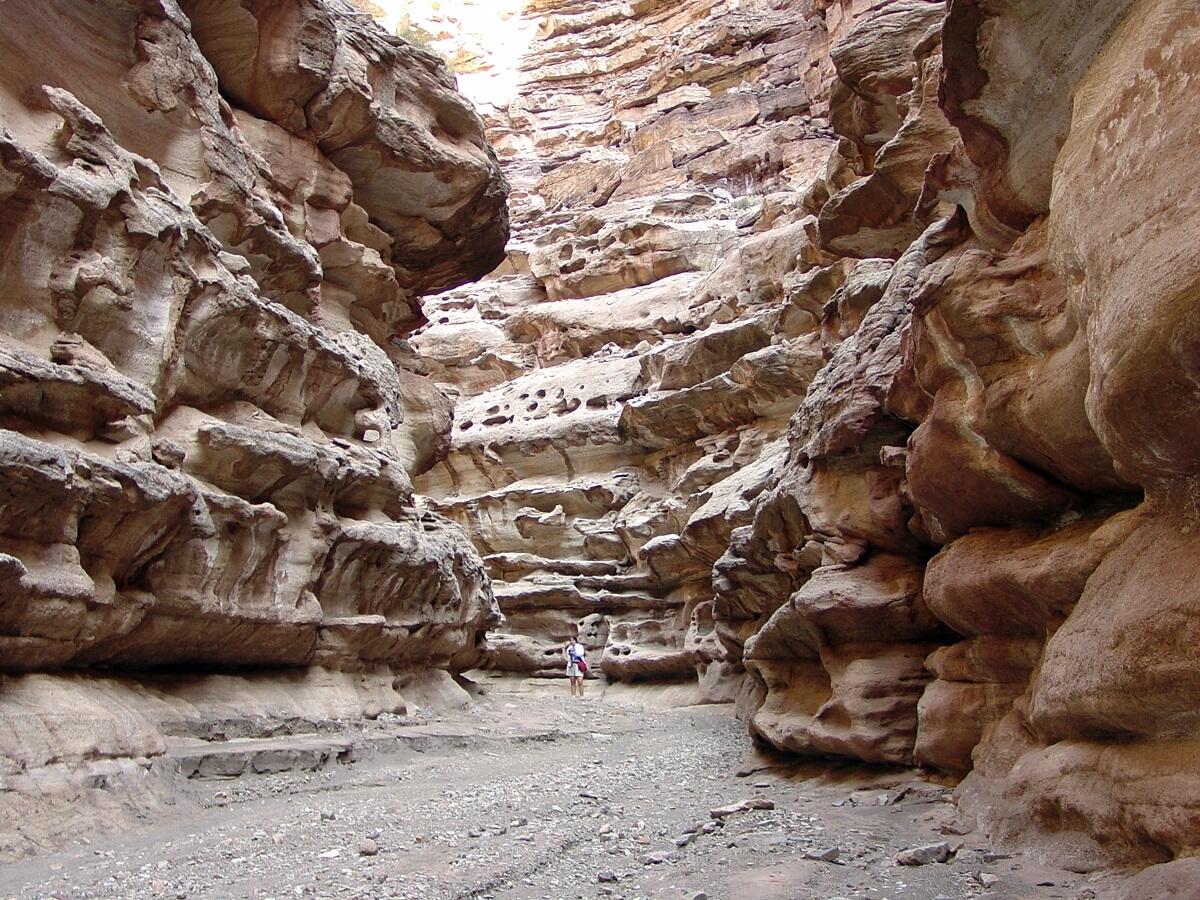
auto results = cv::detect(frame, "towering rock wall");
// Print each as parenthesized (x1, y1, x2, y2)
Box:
(0, 0, 507, 851)
(410, 0, 860, 696)
(408, 0, 1200, 871)
(714, 0, 1200, 872)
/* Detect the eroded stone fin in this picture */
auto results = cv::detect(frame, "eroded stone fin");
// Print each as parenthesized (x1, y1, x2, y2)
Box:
(0, 0, 509, 858)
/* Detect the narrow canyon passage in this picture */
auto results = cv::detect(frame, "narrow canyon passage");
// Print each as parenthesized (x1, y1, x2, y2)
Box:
(0, 685, 1104, 900)
(2, 0, 1200, 896)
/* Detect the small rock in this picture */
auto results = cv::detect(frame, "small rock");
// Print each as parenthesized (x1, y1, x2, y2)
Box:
(709, 796, 774, 819)
(642, 851, 670, 865)
(804, 847, 841, 863)
(597, 872, 619, 883)
(357, 839, 379, 857)
(317, 849, 341, 860)
(895, 843, 954, 866)
(976, 873, 1000, 888)
(689, 892, 708, 900)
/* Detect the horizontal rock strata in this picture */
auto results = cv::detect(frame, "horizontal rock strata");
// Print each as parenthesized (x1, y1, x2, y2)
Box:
(0, 0, 508, 858)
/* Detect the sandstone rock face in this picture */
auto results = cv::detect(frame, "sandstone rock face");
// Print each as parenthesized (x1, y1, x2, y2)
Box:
(0, 0, 506, 854)
(408, 0, 850, 698)
(406, 0, 1200, 873)
(6, 0, 1199, 876)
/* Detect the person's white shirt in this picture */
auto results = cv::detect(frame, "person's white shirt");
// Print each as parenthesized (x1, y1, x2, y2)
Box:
(566, 641, 585, 662)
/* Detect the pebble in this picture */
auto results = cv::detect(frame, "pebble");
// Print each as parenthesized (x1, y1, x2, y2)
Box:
(357, 839, 379, 857)
(709, 796, 774, 819)
(895, 842, 954, 866)
(804, 847, 842, 862)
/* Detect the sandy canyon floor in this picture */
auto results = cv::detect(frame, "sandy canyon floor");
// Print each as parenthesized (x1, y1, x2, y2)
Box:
(0, 682, 1127, 900)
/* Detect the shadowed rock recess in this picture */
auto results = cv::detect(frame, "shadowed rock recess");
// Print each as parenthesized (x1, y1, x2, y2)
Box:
(2, 0, 1199, 882)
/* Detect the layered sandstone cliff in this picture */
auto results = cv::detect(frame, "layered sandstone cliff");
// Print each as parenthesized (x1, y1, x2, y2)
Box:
(0, 0, 507, 854)
(3, 0, 1198, 877)
(405, 0, 1200, 872)
(409, 0, 850, 696)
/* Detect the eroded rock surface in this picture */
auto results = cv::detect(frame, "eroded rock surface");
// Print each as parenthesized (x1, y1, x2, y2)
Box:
(5, 0, 1200, 878)
(0, 0, 507, 857)
(407, 0, 1200, 873)
(409, 0, 851, 699)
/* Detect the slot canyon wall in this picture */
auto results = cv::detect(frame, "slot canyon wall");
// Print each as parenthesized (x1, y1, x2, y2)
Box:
(400, 0, 1200, 873)
(0, 0, 508, 852)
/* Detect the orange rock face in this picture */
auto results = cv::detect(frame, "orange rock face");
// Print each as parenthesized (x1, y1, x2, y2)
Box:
(413, 0, 1200, 872)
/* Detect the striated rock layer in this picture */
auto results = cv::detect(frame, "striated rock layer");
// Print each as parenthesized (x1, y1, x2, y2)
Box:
(0, 0, 507, 856)
(409, 0, 858, 697)
(407, 0, 1200, 872)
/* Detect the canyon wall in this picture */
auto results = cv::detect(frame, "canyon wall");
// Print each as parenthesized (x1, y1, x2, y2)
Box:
(407, 0, 1200, 872)
(0, 0, 507, 854)
(2, 0, 1197, 876)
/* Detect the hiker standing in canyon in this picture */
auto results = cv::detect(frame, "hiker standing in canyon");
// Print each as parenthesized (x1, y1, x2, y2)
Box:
(564, 638, 588, 698)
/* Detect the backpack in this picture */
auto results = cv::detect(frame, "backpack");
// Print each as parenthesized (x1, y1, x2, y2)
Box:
(570, 644, 588, 675)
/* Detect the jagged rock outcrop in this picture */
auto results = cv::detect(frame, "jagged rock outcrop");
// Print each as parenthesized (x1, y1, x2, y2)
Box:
(407, 0, 847, 697)
(405, 0, 1200, 874)
(0, 0, 507, 857)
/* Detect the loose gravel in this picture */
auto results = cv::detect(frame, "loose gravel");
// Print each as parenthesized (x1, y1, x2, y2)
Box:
(0, 684, 1126, 899)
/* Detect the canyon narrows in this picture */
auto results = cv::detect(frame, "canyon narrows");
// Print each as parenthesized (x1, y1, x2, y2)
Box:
(1, 0, 1200, 895)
